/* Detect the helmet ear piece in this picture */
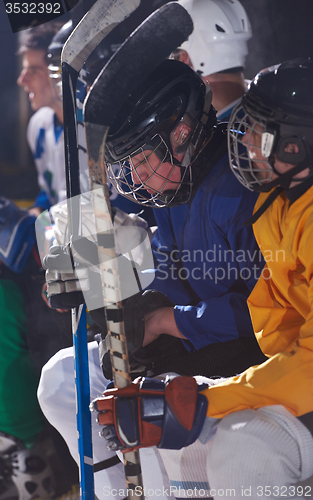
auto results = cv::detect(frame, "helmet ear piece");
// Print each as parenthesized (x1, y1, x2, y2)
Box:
(47, 20, 73, 65)
(276, 136, 311, 165)
(171, 121, 193, 156)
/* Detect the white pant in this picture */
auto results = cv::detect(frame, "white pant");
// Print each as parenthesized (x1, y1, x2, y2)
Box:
(37, 342, 172, 500)
(159, 405, 313, 500)
(38, 343, 313, 500)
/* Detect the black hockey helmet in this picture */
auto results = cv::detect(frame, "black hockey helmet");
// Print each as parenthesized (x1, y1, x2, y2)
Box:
(228, 57, 313, 192)
(105, 59, 216, 207)
(47, 20, 73, 95)
(47, 19, 73, 62)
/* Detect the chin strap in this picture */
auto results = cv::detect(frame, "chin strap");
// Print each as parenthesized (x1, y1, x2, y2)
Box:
(245, 154, 313, 225)
(190, 86, 217, 163)
(244, 186, 283, 226)
(191, 108, 217, 164)
(271, 154, 313, 190)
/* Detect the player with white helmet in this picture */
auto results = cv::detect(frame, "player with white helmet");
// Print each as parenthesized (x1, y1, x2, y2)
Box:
(179, 0, 251, 76)
(173, 0, 252, 120)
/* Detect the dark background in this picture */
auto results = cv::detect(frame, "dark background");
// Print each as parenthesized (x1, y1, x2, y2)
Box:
(0, 0, 312, 203)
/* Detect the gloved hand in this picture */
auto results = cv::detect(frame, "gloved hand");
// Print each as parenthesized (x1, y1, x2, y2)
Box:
(94, 290, 182, 380)
(43, 202, 154, 311)
(43, 237, 103, 310)
(90, 376, 208, 452)
(51, 201, 153, 267)
(44, 232, 153, 312)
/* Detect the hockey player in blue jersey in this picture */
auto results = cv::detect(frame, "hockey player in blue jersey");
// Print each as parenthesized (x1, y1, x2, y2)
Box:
(91, 58, 313, 500)
(39, 58, 267, 499)
(101, 59, 265, 365)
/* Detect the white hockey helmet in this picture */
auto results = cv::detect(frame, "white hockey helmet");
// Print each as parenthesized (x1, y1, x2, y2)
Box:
(178, 0, 252, 76)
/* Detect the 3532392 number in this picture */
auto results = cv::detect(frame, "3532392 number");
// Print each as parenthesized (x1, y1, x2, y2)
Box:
(5, 3, 61, 14)
(256, 485, 312, 497)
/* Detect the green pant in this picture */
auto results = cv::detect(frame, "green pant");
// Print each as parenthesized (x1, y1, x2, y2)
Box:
(0, 280, 45, 447)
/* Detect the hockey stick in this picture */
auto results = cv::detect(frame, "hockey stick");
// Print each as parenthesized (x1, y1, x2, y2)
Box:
(83, 3, 193, 497)
(61, 1, 140, 498)
(62, 0, 140, 237)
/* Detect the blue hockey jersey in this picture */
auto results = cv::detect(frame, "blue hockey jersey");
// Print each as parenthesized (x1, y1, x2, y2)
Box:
(150, 132, 264, 351)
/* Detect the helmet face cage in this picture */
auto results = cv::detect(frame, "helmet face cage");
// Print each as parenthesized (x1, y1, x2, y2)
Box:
(104, 60, 209, 207)
(106, 134, 192, 208)
(228, 58, 313, 192)
(228, 102, 276, 191)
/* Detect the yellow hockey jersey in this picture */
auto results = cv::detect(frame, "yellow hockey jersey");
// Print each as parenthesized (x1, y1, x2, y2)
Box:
(203, 186, 313, 418)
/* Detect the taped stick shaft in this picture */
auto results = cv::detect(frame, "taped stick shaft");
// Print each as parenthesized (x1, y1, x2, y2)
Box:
(86, 132, 144, 496)
(61, 0, 142, 497)
(83, 4, 193, 497)
(62, 0, 141, 236)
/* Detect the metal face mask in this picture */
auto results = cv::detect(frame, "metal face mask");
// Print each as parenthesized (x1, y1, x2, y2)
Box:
(103, 59, 213, 207)
(228, 59, 313, 193)
(106, 130, 193, 208)
(228, 102, 276, 192)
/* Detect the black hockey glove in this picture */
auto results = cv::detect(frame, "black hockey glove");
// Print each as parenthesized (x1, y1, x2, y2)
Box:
(92, 290, 182, 380)
(43, 237, 103, 310)
(91, 376, 208, 452)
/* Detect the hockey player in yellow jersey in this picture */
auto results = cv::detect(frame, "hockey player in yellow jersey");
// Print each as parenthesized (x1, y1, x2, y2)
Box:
(91, 58, 313, 499)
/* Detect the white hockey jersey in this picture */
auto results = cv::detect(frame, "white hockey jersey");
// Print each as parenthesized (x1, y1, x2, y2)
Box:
(27, 107, 67, 207)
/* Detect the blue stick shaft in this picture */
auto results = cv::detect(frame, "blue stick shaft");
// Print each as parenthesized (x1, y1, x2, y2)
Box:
(73, 306, 94, 500)
(62, 60, 95, 499)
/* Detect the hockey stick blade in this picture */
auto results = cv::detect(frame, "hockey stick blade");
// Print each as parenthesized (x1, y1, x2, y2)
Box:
(61, 0, 140, 71)
(84, 2, 193, 130)
(61, 0, 140, 232)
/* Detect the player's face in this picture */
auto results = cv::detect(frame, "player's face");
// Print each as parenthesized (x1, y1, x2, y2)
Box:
(129, 122, 192, 195)
(242, 121, 277, 182)
(130, 149, 182, 195)
(17, 50, 59, 111)
(242, 122, 310, 188)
